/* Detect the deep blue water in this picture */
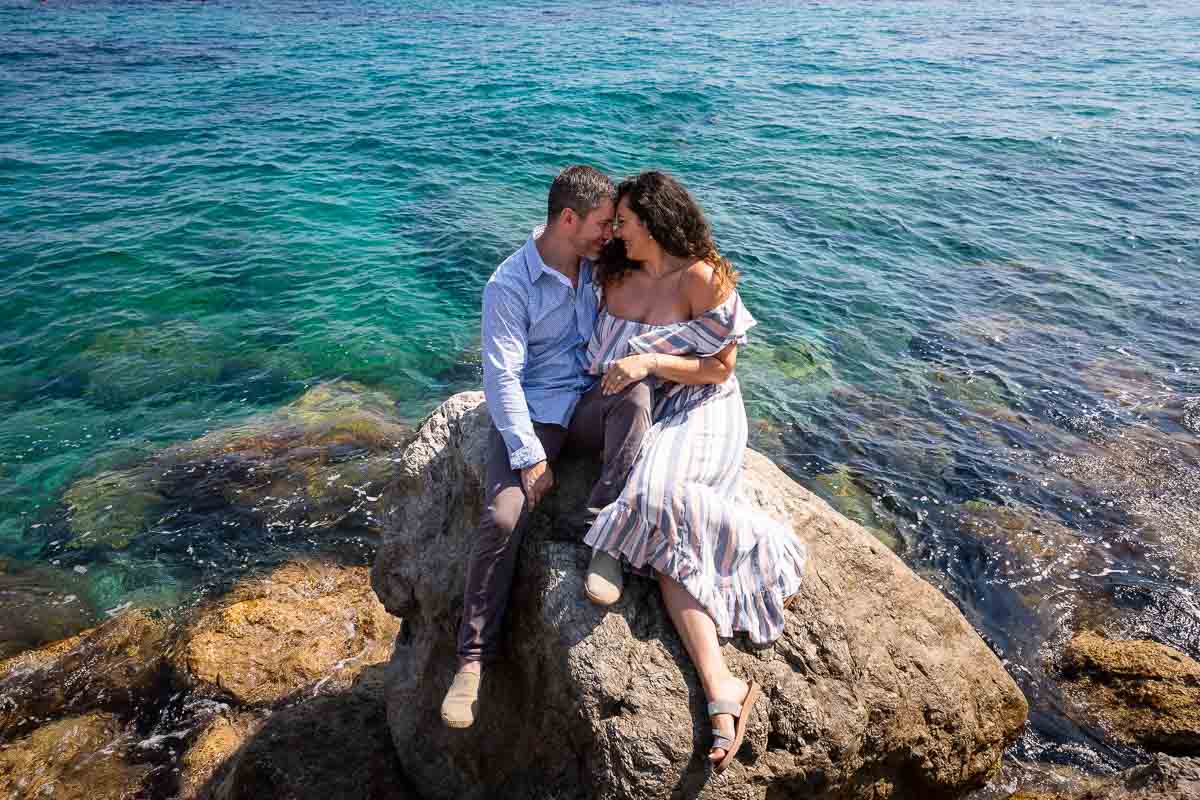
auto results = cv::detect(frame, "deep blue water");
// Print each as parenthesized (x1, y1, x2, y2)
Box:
(1, 0, 1198, 779)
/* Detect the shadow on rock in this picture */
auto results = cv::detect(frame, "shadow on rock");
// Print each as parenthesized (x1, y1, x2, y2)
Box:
(197, 665, 416, 800)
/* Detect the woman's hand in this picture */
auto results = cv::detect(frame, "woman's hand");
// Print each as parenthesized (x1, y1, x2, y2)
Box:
(602, 354, 657, 395)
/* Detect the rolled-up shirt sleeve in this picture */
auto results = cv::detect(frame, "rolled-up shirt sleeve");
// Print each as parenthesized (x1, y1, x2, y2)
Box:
(481, 279, 545, 470)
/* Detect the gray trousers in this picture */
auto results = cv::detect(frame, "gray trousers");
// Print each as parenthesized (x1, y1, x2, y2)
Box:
(457, 379, 653, 664)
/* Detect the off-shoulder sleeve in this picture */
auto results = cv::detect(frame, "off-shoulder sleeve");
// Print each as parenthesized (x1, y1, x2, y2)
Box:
(627, 291, 756, 357)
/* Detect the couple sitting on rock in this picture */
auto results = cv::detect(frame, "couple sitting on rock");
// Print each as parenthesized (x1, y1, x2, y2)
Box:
(441, 165, 808, 772)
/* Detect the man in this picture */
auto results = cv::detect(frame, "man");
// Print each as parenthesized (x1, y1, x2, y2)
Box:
(441, 165, 653, 728)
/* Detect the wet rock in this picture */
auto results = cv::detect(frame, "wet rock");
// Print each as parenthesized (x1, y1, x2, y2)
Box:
(210, 665, 413, 800)
(172, 559, 400, 707)
(177, 710, 266, 800)
(372, 392, 1028, 800)
(0, 609, 170, 741)
(960, 757, 1106, 800)
(0, 626, 91, 678)
(0, 712, 154, 799)
(1058, 631, 1200, 755)
(1183, 397, 1200, 435)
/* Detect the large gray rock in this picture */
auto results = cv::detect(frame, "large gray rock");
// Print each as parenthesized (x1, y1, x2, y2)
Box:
(371, 392, 1028, 800)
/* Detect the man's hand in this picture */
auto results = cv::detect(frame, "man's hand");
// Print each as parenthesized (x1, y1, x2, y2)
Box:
(521, 460, 554, 508)
(602, 354, 656, 395)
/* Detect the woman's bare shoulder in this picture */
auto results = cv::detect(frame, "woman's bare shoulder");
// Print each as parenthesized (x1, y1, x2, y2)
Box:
(682, 261, 730, 315)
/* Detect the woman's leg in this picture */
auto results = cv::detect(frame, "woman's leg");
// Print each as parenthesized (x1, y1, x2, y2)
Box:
(657, 572, 749, 762)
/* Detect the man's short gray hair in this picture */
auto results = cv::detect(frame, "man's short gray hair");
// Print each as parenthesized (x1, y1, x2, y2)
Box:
(547, 165, 616, 224)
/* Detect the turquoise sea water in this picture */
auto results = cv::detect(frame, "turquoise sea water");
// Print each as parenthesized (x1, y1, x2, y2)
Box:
(2, 0, 1198, 778)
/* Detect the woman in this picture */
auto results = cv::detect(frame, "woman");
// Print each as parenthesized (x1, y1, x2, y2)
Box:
(583, 171, 807, 772)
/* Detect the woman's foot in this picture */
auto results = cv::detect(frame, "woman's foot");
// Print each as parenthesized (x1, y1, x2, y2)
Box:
(707, 673, 750, 764)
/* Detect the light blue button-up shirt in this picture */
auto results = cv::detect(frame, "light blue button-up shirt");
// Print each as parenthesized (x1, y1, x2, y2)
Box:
(482, 227, 599, 470)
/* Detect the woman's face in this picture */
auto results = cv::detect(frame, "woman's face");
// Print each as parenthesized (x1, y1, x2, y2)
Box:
(614, 195, 654, 262)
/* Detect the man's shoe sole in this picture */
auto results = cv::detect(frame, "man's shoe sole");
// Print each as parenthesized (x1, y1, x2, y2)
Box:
(584, 580, 621, 607)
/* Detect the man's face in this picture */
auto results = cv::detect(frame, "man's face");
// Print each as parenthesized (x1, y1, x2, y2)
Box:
(569, 199, 615, 261)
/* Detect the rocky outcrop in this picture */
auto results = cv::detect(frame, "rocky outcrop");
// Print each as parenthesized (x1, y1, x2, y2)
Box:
(0, 557, 403, 799)
(1058, 631, 1200, 755)
(171, 560, 401, 706)
(372, 392, 1029, 800)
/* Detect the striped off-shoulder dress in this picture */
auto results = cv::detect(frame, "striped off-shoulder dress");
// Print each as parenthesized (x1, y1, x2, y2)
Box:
(583, 290, 807, 644)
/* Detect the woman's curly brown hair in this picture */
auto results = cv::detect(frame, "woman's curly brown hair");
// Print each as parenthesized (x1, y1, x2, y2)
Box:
(595, 171, 738, 296)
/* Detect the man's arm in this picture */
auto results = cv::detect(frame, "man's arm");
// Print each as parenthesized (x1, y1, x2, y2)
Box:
(482, 279, 542, 469)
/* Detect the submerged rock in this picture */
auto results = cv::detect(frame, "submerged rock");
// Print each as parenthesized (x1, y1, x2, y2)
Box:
(0, 711, 154, 799)
(78, 320, 230, 409)
(0, 560, 97, 660)
(807, 463, 902, 552)
(172, 559, 401, 707)
(829, 385, 957, 477)
(1048, 427, 1200, 584)
(924, 366, 1030, 426)
(1058, 631, 1200, 755)
(742, 337, 836, 384)
(1001, 754, 1200, 800)
(56, 380, 411, 554)
(737, 337, 839, 419)
(372, 392, 1028, 800)
(62, 467, 164, 549)
(951, 500, 1097, 587)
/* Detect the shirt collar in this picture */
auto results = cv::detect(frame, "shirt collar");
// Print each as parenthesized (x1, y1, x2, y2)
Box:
(524, 226, 585, 289)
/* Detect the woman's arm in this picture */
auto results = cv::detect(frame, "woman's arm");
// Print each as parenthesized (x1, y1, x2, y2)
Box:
(600, 344, 736, 395)
(600, 262, 738, 395)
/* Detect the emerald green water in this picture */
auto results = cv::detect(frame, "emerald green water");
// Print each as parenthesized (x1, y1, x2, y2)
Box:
(2, 0, 1198, 774)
